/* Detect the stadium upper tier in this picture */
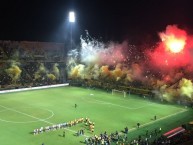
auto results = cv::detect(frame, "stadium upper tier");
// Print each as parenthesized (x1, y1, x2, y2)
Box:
(0, 40, 65, 62)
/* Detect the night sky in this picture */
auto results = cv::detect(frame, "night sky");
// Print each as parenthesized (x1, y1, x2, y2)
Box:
(1, 0, 193, 45)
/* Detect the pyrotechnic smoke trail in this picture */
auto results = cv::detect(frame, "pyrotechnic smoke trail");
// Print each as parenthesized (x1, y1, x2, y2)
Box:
(112, 64, 123, 81)
(6, 61, 22, 83)
(148, 25, 193, 69)
(70, 64, 85, 79)
(145, 25, 193, 101)
(68, 31, 129, 80)
(92, 64, 100, 79)
(47, 74, 56, 81)
(178, 78, 193, 99)
(34, 63, 47, 80)
(80, 34, 102, 64)
(80, 33, 127, 65)
(67, 27, 193, 102)
(46, 64, 59, 81)
(52, 63, 60, 79)
(160, 25, 186, 53)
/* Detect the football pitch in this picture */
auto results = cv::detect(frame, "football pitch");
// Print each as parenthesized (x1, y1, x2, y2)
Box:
(0, 86, 193, 145)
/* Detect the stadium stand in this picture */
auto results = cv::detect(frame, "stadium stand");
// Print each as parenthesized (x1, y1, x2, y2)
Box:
(0, 40, 66, 90)
(1, 40, 193, 145)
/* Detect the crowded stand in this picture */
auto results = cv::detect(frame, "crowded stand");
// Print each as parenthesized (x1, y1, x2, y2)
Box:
(0, 40, 65, 89)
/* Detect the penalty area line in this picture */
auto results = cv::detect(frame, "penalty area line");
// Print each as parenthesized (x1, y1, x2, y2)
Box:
(89, 98, 154, 110)
(0, 104, 89, 138)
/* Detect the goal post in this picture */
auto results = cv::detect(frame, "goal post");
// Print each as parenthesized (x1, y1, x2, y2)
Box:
(112, 89, 127, 98)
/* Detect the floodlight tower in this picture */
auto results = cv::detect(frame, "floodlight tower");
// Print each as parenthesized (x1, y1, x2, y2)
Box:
(69, 11, 75, 49)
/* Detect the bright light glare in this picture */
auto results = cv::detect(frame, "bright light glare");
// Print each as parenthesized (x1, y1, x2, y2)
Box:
(69, 11, 75, 23)
(160, 34, 186, 53)
(167, 39, 185, 53)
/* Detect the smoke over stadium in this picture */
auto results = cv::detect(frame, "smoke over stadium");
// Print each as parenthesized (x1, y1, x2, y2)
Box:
(68, 25, 193, 102)
(6, 61, 22, 83)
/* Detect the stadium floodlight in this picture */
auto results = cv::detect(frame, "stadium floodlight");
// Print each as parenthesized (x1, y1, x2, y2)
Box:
(69, 11, 75, 23)
(68, 11, 76, 50)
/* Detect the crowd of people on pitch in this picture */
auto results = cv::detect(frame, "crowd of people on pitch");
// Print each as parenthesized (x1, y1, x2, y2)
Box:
(84, 131, 125, 145)
(125, 125, 193, 145)
(83, 126, 163, 145)
(33, 118, 84, 135)
(85, 117, 95, 133)
(76, 117, 95, 136)
(128, 127, 162, 145)
(84, 126, 130, 145)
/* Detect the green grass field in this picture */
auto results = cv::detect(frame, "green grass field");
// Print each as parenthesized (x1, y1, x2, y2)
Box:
(0, 86, 193, 145)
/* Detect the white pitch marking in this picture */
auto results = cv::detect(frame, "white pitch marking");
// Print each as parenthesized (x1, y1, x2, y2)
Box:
(0, 107, 54, 123)
(0, 105, 89, 137)
(128, 109, 187, 132)
(87, 97, 154, 110)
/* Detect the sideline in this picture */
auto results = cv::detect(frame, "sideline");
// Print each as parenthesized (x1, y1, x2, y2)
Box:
(128, 109, 187, 132)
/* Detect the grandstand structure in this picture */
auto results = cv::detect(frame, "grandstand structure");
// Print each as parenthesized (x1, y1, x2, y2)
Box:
(70, 79, 153, 97)
(0, 40, 67, 89)
(0, 41, 193, 145)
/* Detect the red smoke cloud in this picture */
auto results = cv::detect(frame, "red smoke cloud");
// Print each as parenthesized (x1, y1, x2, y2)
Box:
(98, 42, 127, 65)
(147, 25, 193, 70)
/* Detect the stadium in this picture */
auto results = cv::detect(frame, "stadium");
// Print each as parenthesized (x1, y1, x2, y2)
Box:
(0, 24, 193, 145)
(1, 1, 193, 144)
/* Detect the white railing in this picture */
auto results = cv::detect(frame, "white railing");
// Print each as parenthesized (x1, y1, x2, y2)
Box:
(0, 84, 69, 94)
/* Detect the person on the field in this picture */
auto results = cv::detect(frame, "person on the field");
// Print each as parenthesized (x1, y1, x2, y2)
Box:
(33, 129, 37, 135)
(154, 115, 157, 120)
(45, 126, 50, 132)
(85, 137, 89, 144)
(39, 127, 43, 133)
(159, 127, 162, 133)
(77, 130, 80, 136)
(125, 126, 128, 134)
(80, 129, 84, 135)
(137, 123, 140, 128)
(63, 131, 65, 137)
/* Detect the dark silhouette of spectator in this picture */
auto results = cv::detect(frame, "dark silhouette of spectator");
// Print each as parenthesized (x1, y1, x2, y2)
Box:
(155, 128, 157, 136)
(146, 130, 149, 136)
